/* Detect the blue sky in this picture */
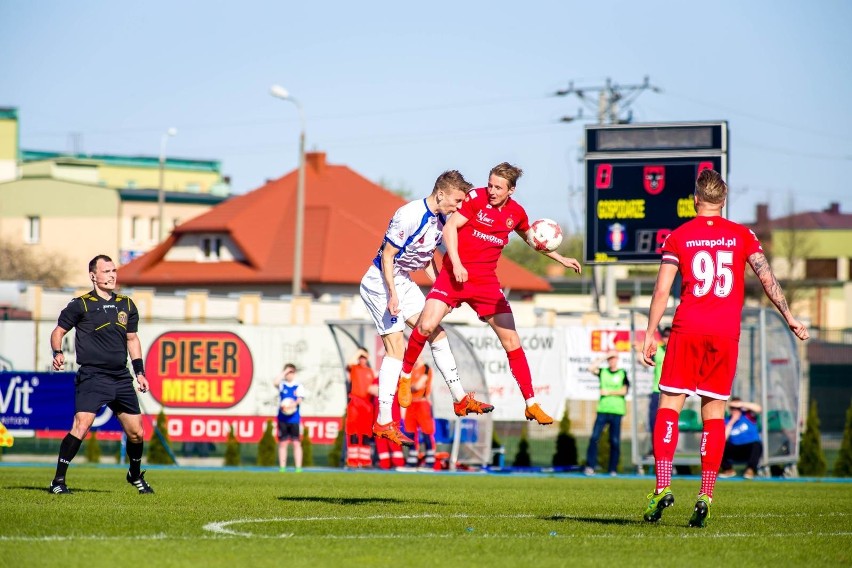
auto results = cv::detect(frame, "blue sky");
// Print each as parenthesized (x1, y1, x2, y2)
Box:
(1, 1, 850, 229)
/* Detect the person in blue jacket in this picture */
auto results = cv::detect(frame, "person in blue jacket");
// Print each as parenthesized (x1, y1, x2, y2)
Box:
(719, 397, 763, 479)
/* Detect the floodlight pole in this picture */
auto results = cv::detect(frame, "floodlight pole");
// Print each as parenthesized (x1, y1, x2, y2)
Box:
(270, 85, 306, 297)
(157, 127, 177, 241)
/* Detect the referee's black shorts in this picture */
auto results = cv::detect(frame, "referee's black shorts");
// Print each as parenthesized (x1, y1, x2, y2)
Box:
(75, 366, 141, 415)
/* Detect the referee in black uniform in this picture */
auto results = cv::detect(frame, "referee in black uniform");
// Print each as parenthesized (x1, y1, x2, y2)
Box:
(48, 254, 154, 495)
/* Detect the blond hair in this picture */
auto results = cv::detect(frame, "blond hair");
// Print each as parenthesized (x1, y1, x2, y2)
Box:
(432, 170, 472, 196)
(489, 162, 523, 188)
(695, 169, 727, 205)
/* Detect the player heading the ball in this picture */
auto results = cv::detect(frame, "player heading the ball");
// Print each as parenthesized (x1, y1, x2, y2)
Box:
(360, 169, 485, 448)
(398, 162, 581, 424)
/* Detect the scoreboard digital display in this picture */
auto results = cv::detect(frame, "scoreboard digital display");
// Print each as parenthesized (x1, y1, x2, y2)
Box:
(584, 122, 728, 264)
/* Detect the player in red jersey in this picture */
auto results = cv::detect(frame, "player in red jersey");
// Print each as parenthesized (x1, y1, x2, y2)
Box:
(398, 162, 582, 424)
(641, 169, 809, 528)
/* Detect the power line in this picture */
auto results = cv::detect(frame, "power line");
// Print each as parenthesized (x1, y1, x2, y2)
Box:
(660, 90, 852, 145)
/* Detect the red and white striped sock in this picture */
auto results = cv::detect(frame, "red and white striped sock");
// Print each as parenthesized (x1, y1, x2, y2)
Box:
(700, 418, 725, 498)
(653, 407, 680, 492)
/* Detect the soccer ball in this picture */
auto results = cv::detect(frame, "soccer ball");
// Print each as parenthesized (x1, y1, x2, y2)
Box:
(280, 398, 298, 415)
(527, 218, 563, 252)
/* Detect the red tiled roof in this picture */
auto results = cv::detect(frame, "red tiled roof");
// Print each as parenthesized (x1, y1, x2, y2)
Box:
(119, 152, 551, 293)
(747, 203, 852, 231)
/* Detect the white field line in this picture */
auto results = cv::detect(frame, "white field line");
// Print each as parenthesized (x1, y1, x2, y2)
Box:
(2, 531, 852, 542)
(2, 512, 850, 542)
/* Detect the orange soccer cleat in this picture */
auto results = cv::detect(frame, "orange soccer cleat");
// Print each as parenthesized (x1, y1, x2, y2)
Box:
(453, 392, 494, 417)
(524, 403, 554, 425)
(372, 421, 415, 447)
(397, 374, 412, 408)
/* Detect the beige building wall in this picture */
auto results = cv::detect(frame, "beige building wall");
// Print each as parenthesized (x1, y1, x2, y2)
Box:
(119, 200, 220, 253)
(165, 233, 243, 262)
(98, 164, 221, 192)
(0, 178, 119, 287)
(0, 113, 18, 182)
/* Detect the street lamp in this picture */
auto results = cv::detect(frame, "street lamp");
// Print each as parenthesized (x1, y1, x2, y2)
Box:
(157, 127, 178, 241)
(270, 84, 306, 297)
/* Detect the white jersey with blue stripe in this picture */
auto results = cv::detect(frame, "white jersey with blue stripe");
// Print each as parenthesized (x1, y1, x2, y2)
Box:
(372, 198, 445, 275)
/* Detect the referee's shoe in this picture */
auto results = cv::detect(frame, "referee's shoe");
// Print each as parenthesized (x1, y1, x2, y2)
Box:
(127, 470, 155, 494)
(49, 480, 72, 495)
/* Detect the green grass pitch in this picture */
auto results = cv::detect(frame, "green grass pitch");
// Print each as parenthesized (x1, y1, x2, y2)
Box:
(1, 465, 850, 567)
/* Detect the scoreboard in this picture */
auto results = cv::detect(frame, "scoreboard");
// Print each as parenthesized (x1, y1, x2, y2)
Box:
(584, 122, 728, 264)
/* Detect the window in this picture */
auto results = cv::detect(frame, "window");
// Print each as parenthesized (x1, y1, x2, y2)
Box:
(805, 258, 837, 279)
(25, 216, 40, 244)
(202, 237, 222, 260)
(131, 216, 140, 240)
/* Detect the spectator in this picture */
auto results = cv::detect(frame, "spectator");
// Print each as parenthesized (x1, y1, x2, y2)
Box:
(345, 349, 378, 468)
(584, 350, 629, 476)
(403, 359, 437, 469)
(274, 363, 306, 472)
(719, 397, 763, 479)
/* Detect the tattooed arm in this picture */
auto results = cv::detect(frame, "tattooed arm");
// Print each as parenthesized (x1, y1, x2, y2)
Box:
(747, 252, 810, 341)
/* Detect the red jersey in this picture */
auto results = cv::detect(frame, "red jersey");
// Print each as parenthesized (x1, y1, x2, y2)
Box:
(448, 188, 530, 274)
(410, 363, 433, 402)
(347, 364, 374, 400)
(661, 215, 762, 340)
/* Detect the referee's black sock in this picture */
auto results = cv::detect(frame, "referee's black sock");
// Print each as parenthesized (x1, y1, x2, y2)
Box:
(53, 434, 82, 483)
(127, 440, 144, 478)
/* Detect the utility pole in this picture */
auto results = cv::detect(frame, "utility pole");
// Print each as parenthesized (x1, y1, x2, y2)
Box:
(556, 76, 660, 316)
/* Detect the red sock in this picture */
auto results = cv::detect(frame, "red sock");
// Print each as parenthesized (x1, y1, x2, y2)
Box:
(506, 347, 534, 400)
(653, 407, 680, 491)
(402, 328, 429, 374)
(700, 418, 725, 498)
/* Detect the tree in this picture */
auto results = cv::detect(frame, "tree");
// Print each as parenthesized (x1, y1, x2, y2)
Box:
(327, 415, 345, 468)
(502, 231, 583, 277)
(552, 408, 578, 468)
(147, 410, 173, 465)
(491, 427, 505, 468)
(0, 238, 71, 287)
(833, 402, 852, 477)
(85, 431, 101, 463)
(798, 400, 827, 476)
(224, 424, 242, 466)
(301, 425, 314, 467)
(256, 420, 277, 467)
(752, 196, 815, 308)
(377, 177, 414, 200)
(512, 423, 532, 467)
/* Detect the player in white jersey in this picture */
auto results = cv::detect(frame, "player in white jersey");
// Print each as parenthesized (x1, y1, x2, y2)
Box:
(360, 170, 492, 446)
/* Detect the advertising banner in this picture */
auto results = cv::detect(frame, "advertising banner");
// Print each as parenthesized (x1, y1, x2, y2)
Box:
(0, 371, 121, 432)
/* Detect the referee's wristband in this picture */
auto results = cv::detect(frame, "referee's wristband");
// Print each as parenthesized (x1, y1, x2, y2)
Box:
(132, 358, 145, 376)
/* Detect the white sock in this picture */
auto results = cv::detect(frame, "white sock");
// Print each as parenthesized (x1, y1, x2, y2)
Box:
(377, 356, 403, 424)
(429, 338, 466, 403)
(525, 397, 537, 407)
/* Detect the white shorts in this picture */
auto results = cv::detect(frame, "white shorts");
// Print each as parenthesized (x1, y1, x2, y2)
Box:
(359, 265, 426, 336)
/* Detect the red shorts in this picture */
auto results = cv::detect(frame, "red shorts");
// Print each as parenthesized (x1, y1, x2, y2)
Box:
(403, 400, 435, 435)
(659, 331, 739, 400)
(426, 268, 511, 319)
(346, 396, 374, 437)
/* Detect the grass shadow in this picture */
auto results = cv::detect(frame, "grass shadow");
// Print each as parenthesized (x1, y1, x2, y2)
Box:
(277, 496, 441, 506)
(7, 485, 112, 494)
(546, 514, 643, 526)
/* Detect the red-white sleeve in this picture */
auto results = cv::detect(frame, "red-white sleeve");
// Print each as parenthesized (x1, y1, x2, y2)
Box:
(744, 227, 763, 257)
(660, 232, 679, 266)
